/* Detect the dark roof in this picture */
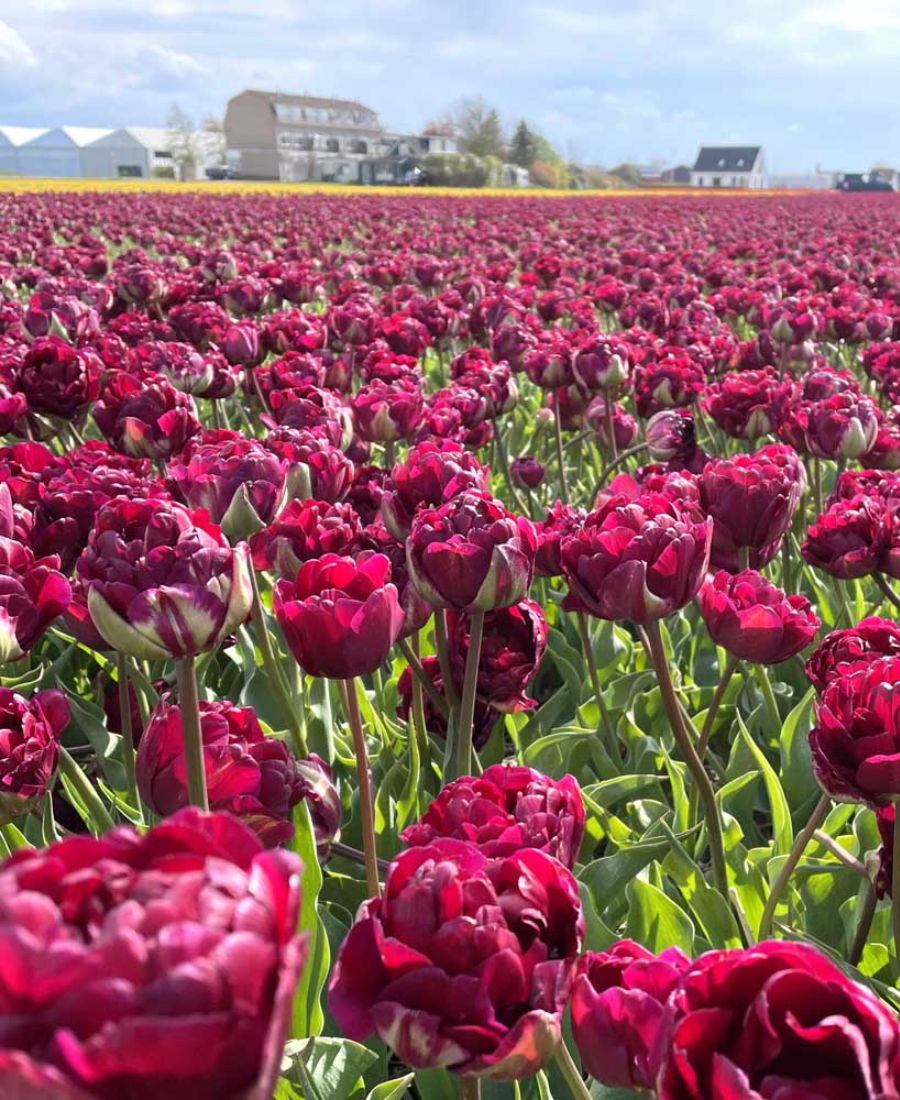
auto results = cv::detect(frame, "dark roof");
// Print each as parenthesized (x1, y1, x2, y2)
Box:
(693, 146, 762, 172)
(239, 89, 377, 115)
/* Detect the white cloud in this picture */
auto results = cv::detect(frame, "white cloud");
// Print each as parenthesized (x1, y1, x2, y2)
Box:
(0, 20, 35, 71)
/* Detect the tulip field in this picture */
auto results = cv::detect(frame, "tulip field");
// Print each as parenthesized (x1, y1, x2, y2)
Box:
(5, 186, 900, 1099)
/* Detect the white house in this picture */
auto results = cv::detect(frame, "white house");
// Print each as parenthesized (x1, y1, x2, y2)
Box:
(82, 128, 177, 179)
(690, 146, 767, 189)
(17, 127, 112, 178)
(0, 127, 47, 175)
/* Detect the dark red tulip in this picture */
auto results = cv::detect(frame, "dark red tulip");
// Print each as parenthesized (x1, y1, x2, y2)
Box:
(16, 337, 102, 421)
(137, 694, 338, 848)
(0, 687, 68, 816)
(381, 439, 488, 540)
(809, 654, 900, 805)
(263, 427, 354, 503)
(704, 366, 795, 440)
(0, 808, 307, 1100)
(806, 617, 900, 693)
(77, 497, 252, 660)
(656, 941, 900, 1100)
(510, 455, 546, 490)
(697, 444, 805, 571)
(535, 501, 587, 578)
(274, 552, 404, 679)
(699, 569, 820, 663)
(166, 432, 286, 541)
(408, 491, 537, 612)
(571, 941, 690, 1091)
(329, 839, 583, 1080)
(92, 370, 201, 460)
(561, 495, 712, 623)
(805, 392, 880, 460)
(448, 599, 548, 711)
(402, 763, 584, 868)
(251, 498, 361, 578)
(802, 497, 888, 579)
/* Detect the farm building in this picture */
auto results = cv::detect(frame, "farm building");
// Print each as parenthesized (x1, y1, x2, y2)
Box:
(690, 146, 767, 189)
(15, 127, 112, 178)
(81, 128, 177, 179)
(0, 128, 47, 176)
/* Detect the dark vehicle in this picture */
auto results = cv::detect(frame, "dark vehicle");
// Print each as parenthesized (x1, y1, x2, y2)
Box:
(205, 164, 239, 180)
(836, 172, 894, 192)
(400, 167, 430, 187)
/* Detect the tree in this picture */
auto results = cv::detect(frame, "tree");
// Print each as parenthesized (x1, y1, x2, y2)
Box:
(509, 120, 539, 168)
(166, 104, 200, 181)
(609, 162, 643, 187)
(449, 97, 506, 159)
(199, 115, 226, 164)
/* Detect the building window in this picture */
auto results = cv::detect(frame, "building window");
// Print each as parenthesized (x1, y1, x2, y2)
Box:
(697, 176, 704, 186)
(350, 139, 368, 154)
(325, 138, 340, 153)
(712, 176, 721, 187)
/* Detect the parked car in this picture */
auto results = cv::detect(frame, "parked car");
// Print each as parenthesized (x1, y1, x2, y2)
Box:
(400, 167, 430, 187)
(205, 165, 239, 180)
(836, 172, 894, 192)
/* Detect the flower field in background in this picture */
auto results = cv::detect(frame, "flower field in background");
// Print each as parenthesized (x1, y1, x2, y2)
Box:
(3, 188, 900, 1098)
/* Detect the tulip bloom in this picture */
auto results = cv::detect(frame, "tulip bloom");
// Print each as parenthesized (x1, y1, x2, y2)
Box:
(655, 941, 900, 1100)
(402, 763, 584, 868)
(697, 444, 805, 571)
(16, 337, 102, 421)
(92, 369, 201, 460)
(448, 599, 548, 712)
(809, 654, 900, 805)
(805, 392, 880, 460)
(561, 496, 712, 623)
(274, 552, 404, 679)
(805, 617, 900, 693)
(166, 432, 287, 541)
(699, 569, 820, 664)
(801, 497, 888, 579)
(0, 808, 307, 1100)
(704, 366, 795, 440)
(252, 498, 361, 578)
(329, 839, 583, 1080)
(137, 695, 339, 848)
(408, 491, 537, 613)
(351, 377, 424, 443)
(571, 941, 690, 1090)
(263, 426, 354, 503)
(0, 687, 68, 817)
(78, 497, 252, 660)
(510, 455, 546, 490)
(381, 440, 488, 540)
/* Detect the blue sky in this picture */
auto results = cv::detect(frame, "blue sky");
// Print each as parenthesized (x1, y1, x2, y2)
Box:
(2, 0, 900, 172)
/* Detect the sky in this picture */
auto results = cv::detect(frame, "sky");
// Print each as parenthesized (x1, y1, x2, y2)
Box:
(2, 0, 900, 173)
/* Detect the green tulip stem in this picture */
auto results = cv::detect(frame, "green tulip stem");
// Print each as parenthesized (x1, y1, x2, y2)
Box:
(552, 396, 569, 504)
(688, 653, 740, 826)
(813, 457, 824, 517)
(875, 572, 900, 614)
(849, 875, 878, 966)
(554, 1041, 593, 1100)
(409, 633, 431, 780)
(781, 536, 793, 595)
(738, 546, 751, 571)
(755, 662, 782, 734)
(397, 636, 450, 720)
(175, 656, 209, 811)
(644, 620, 729, 901)
(58, 746, 117, 835)
(575, 611, 618, 757)
(458, 1078, 481, 1100)
(454, 610, 485, 781)
(603, 392, 618, 463)
(434, 610, 462, 720)
(758, 792, 830, 940)
(211, 400, 224, 432)
(384, 440, 396, 469)
(892, 805, 900, 969)
(115, 651, 139, 813)
(248, 567, 309, 758)
(492, 424, 530, 516)
(342, 677, 381, 899)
